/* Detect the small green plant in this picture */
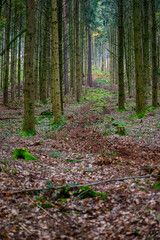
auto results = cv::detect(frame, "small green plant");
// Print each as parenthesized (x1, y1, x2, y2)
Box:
(11, 148, 38, 161)
(73, 185, 107, 200)
(50, 152, 61, 157)
(136, 112, 146, 119)
(97, 78, 107, 85)
(40, 110, 52, 118)
(152, 181, 160, 190)
(52, 185, 107, 201)
(46, 180, 55, 189)
(112, 120, 126, 127)
(21, 129, 36, 137)
(110, 152, 118, 157)
(53, 186, 71, 200)
(115, 126, 127, 136)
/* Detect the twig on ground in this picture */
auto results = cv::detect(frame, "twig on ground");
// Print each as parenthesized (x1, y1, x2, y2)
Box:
(19, 223, 32, 234)
(27, 196, 56, 219)
(0, 174, 156, 195)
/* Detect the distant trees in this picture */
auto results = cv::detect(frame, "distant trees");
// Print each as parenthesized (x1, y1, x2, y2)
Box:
(0, 0, 159, 133)
(105, 0, 159, 115)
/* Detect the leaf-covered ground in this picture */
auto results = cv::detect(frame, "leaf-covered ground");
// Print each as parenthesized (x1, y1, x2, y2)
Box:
(0, 76, 160, 239)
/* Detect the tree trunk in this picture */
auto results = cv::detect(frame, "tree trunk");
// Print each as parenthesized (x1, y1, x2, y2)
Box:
(88, 25, 92, 87)
(57, 0, 64, 113)
(23, 0, 36, 134)
(52, 0, 62, 122)
(118, 0, 125, 110)
(151, 0, 158, 107)
(63, 0, 69, 94)
(70, 0, 76, 95)
(18, 11, 22, 100)
(75, 0, 81, 101)
(3, 0, 11, 105)
(34, 7, 39, 101)
(143, 0, 149, 105)
(133, 0, 145, 115)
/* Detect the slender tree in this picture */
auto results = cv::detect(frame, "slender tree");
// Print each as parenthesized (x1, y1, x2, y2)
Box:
(3, 0, 11, 105)
(143, 0, 149, 105)
(23, 0, 36, 134)
(63, 0, 69, 94)
(75, 0, 81, 101)
(133, 0, 145, 115)
(52, 0, 62, 122)
(118, 0, 125, 110)
(151, 0, 158, 107)
(70, 0, 76, 95)
(57, 0, 63, 113)
(88, 25, 92, 87)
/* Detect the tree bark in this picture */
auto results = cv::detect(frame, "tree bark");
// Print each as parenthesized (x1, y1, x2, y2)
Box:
(151, 0, 158, 107)
(18, 11, 22, 100)
(23, 0, 36, 134)
(57, 0, 64, 113)
(63, 0, 69, 94)
(70, 0, 76, 95)
(133, 0, 145, 115)
(88, 25, 92, 87)
(52, 0, 62, 122)
(118, 0, 125, 110)
(3, 0, 11, 105)
(143, 0, 149, 105)
(75, 0, 81, 101)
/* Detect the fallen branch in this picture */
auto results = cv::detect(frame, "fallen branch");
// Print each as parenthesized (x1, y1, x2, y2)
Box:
(0, 174, 156, 195)
(27, 196, 56, 219)
(19, 223, 32, 234)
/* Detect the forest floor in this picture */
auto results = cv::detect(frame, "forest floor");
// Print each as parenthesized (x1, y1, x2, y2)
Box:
(0, 74, 160, 240)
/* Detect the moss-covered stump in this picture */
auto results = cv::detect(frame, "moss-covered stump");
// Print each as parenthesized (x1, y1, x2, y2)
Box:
(11, 148, 38, 161)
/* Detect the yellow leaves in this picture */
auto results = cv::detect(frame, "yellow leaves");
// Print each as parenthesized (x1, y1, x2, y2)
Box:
(92, 32, 100, 37)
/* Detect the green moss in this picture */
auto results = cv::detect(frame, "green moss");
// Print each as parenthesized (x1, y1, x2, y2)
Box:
(21, 129, 36, 136)
(11, 148, 38, 161)
(136, 112, 146, 119)
(40, 110, 52, 118)
(152, 181, 160, 190)
(53, 185, 107, 201)
(73, 185, 107, 200)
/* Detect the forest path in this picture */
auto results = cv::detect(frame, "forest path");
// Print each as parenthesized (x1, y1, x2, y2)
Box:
(0, 77, 160, 239)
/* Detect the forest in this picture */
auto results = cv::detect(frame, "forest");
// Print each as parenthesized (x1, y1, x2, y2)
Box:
(0, 0, 160, 239)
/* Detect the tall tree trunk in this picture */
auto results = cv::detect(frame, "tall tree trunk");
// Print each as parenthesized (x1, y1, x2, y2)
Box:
(3, 0, 11, 105)
(143, 0, 149, 105)
(75, 0, 81, 101)
(101, 41, 104, 72)
(23, 0, 36, 134)
(41, 2, 48, 104)
(88, 25, 92, 87)
(118, 0, 125, 110)
(57, 0, 64, 113)
(151, 0, 158, 107)
(52, 0, 62, 122)
(18, 11, 22, 100)
(63, 0, 69, 94)
(34, 6, 39, 101)
(70, 0, 75, 95)
(133, 0, 145, 115)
